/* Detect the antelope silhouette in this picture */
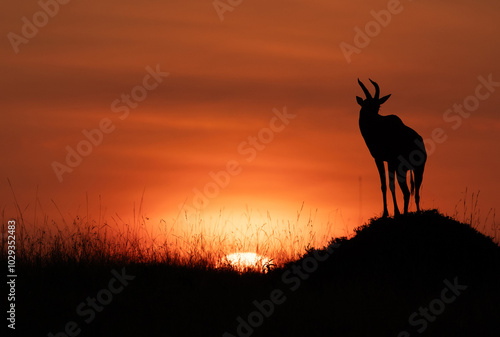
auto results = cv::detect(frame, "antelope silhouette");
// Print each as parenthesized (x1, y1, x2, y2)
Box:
(356, 79, 426, 217)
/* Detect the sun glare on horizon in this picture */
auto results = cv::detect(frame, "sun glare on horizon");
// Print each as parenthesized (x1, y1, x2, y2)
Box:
(221, 252, 272, 272)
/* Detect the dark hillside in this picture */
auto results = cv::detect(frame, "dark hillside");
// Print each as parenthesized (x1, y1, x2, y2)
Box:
(266, 210, 500, 336)
(13, 210, 500, 337)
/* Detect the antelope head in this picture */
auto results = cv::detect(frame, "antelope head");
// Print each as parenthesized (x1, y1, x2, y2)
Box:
(356, 79, 391, 114)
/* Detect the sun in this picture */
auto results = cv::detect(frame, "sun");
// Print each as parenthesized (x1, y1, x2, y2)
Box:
(221, 252, 272, 272)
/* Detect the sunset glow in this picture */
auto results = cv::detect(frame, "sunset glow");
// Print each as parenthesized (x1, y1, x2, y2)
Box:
(4, 2, 500, 336)
(1, 0, 499, 263)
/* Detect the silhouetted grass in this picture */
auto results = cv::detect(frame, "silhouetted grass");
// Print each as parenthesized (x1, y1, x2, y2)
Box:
(2, 198, 337, 271)
(4, 209, 499, 336)
(452, 188, 498, 241)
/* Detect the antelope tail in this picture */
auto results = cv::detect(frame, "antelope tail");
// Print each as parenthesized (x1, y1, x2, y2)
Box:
(410, 171, 415, 196)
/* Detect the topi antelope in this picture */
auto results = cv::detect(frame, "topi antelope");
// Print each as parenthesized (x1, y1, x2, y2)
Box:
(356, 79, 426, 217)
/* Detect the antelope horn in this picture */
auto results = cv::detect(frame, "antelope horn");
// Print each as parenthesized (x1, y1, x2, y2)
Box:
(358, 79, 372, 99)
(369, 79, 380, 99)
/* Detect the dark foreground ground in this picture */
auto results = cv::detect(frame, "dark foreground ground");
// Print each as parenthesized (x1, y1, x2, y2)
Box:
(8, 210, 500, 337)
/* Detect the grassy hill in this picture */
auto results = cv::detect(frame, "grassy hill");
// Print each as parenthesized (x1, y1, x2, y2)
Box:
(12, 210, 500, 337)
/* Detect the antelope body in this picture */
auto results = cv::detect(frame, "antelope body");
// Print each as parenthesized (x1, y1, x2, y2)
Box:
(356, 79, 426, 217)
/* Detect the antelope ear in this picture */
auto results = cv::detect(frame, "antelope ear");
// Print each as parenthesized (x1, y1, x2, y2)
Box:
(356, 96, 364, 105)
(379, 94, 391, 104)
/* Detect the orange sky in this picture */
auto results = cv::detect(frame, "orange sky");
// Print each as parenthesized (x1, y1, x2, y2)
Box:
(1, 0, 500, 241)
